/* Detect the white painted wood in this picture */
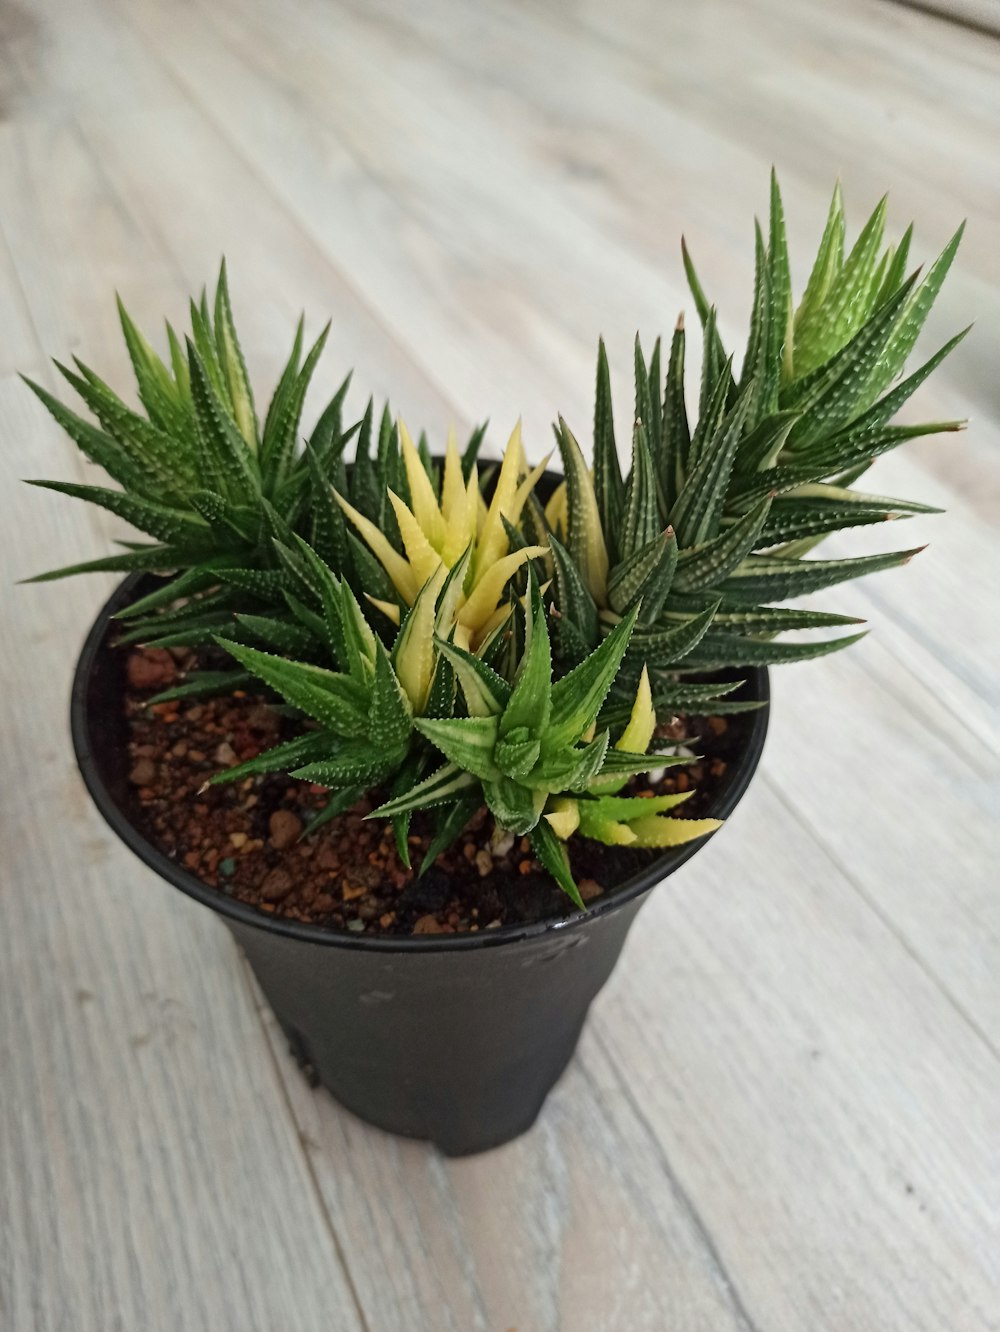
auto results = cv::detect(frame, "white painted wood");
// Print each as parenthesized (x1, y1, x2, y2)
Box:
(3, 0, 999, 1327)
(0, 380, 365, 1332)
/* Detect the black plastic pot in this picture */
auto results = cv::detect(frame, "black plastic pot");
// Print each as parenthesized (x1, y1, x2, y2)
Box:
(72, 573, 769, 1155)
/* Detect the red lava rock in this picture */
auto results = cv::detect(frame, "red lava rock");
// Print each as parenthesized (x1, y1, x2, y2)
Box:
(259, 867, 294, 901)
(126, 648, 176, 691)
(316, 841, 340, 870)
(413, 914, 447, 934)
(578, 878, 604, 902)
(129, 757, 156, 786)
(268, 810, 303, 850)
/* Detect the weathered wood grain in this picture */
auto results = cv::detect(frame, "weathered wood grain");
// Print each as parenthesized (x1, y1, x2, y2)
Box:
(3, 0, 999, 1328)
(0, 379, 365, 1332)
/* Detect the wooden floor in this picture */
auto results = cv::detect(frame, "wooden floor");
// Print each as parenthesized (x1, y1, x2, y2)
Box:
(2, 0, 999, 1328)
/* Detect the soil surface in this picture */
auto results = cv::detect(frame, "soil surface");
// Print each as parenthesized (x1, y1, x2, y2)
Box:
(122, 646, 740, 937)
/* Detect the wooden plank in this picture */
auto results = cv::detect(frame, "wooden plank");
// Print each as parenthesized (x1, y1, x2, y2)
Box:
(4, 0, 1000, 1328)
(250, 971, 758, 1332)
(585, 779, 1000, 1330)
(0, 378, 365, 1332)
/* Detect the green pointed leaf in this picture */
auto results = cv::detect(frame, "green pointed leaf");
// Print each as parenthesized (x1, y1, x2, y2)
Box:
(213, 259, 258, 448)
(671, 387, 753, 547)
(59, 359, 195, 497)
(714, 604, 864, 633)
(25, 479, 211, 546)
(144, 669, 253, 706)
(554, 416, 609, 603)
(673, 496, 773, 592)
(482, 775, 546, 836)
(435, 636, 510, 717)
(115, 298, 192, 443)
(368, 643, 413, 751)
(416, 715, 501, 781)
(794, 181, 845, 335)
(525, 731, 610, 793)
(216, 638, 369, 734)
(720, 546, 924, 601)
(501, 575, 551, 737)
(547, 532, 600, 649)
(304, 784, 368, 836)
(627, 600, 720, 664)
(372, 763, 480, 820)
(209, 729, 336, 785)
(293, 740, 403, 787)
(607, 529, 676, 615)
(593, 338, 624, 549)
(419, 798, 480, 875)
(187, 340, 259, 503)
(234, 613, 318, 656)
(621, 420, 660, 556)
(677, 627, 867, 668)
(663, 318, 691, 506)
(793, 193, 888, 375)
(547, 602, 640, 748)
(529, 819, 585, 910)
(22, 376, 149, 495)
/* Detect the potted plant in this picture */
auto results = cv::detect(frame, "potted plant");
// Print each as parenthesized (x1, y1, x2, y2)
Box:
(27, 175, 965, 1154)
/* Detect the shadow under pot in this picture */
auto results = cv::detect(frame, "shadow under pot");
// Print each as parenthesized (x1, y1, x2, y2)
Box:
(72, 571, 769, 1156)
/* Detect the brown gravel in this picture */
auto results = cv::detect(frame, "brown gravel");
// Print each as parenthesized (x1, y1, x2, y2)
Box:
(121, 646, 737, 937)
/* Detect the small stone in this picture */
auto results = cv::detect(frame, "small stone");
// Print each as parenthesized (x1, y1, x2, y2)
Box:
(129, 758, 156, 786)
(218, 858, 236, 877)
(187, 750, 206, 764)
(413, 914, 446, 934)
(346, 919, 366, 933)
(313, 893, 334, 912)
(214, 741, 238, 767)
(126, 648, 176, 691)
(268, 810, 303, 850)
(707, 715, 728, 736)
(316, 842, 339, 870)
(474, 849, 493, 877)
(229, 832, 248, 849)
(579, 878, 603, 902)
(341, 882, 366, 902)
(259, 867, 293, 901)
(490, 828, 515, 858)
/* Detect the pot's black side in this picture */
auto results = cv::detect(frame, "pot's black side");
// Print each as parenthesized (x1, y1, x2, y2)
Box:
(229, 899, 644, 1154)
(72, 572, 769, 1155)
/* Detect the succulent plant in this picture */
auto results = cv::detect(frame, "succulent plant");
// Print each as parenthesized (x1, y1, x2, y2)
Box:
(20, 173, 967, 913)
(544, 174, 966, 715)
(372, 574, 717, 907)
(22, 262, 357, 655)
(334, 418, 547, 649)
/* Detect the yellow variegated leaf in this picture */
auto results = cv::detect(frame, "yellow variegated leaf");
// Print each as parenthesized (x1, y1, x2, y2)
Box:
(365, 595, 401, 626)
(334, 489, 419, 602)
(545, 480, 568, 537)
(399, 418, 446, 550)
(395, 567, 446, 710)
(387, 490, 442, 585)
(628, 815, 722, 848)
(617, 665, 656, 753)
(544, 797, 580, 840)
(476, 421, 525, 572)
(458, 545, 547, 635)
